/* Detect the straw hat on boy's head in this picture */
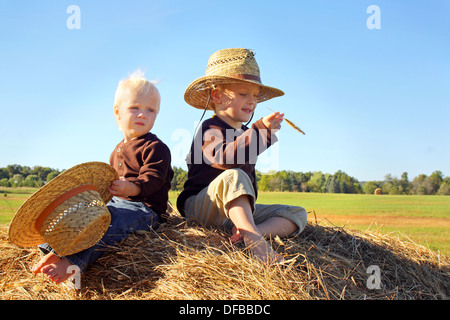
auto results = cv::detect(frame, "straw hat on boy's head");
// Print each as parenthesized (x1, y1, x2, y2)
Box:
(184, 48, 284, 110)
(8, 162, 118, 256)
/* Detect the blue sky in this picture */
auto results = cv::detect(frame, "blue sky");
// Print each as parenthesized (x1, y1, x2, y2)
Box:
(0, 0, 449, 181)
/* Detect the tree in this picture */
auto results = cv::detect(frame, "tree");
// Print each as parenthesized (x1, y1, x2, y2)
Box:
(382, 174, 403, 195)
(324, 170, 362, 194)
(23, 174, 42, 187)
(428, 171, 443, 194)
(10, 174, 24, 186)
(437, 177, 450, 195)
(6, 165, 23, 178)
(0, 178, 11, 187)
(363, 181, 381, 194)
(171, 166, 188, 191)
(292, 172, 308, 192)
(411, 174, 428, 195)
(400, 172, 411, 194)
(268, 176, 283, 191)
(277, 171, 293, 192)
(175, 170, 187, 191)
(46, 171, 60, 183)
(255, 170, 262, 185)
(258, 174, 271, 191)
(0, 168, 8, 180)
(325, 175, 340, 193)
(308, 171, 325, 193)
(32, 166, 53, 182)
(410, 174, 440, 195)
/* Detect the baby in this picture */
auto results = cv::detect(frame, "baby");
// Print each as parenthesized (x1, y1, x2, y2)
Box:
(32, 71, 174, 283)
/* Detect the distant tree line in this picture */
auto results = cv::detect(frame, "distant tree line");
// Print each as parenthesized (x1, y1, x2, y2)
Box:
(172, 167, 450, 196)
(0, 165, 62, 188)
(2, 164, 449, 196)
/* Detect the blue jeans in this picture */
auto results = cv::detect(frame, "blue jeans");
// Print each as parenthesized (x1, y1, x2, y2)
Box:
(38, 197, 161, 273)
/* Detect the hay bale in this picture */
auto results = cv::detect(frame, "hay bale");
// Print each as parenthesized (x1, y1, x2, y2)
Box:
(1, 214, 448, 300)
(374, 188, 382, 195)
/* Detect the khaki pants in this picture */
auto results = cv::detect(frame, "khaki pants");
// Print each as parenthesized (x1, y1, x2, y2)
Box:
(184, 169, 308, 237)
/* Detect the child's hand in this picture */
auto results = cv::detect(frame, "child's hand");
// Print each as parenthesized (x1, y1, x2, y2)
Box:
(262, 112, 284, 131)
(109, 177, 141, 197)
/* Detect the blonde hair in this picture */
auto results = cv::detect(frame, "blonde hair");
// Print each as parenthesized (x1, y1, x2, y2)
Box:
(114, 69, 161, 113)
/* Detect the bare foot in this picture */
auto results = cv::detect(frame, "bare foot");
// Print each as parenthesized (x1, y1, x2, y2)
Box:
(230, 226, 243, 243)
(41, 258, 74, 284)
(243, 232, 284, 265)
(31, 252, 60, 275)
(32, 252, 75, 284)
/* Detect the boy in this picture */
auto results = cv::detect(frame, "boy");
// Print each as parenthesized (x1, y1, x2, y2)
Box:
(177, 48, 307, 263)
(32, 71, 174, 283)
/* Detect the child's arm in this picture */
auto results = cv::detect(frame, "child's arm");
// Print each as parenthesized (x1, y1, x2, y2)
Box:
(202, 112, 283, 169)
(124, 140, 171, 200)
(108, 139, 171, 200)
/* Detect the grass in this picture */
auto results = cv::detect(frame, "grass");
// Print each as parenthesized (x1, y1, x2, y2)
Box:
(0, 188, 38, 224)
(2, 188, 449, 255)
(254, 192, 450, 218)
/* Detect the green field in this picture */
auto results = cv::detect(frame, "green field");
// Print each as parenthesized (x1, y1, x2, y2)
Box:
(2, 188, 449, 255)
(0, 188, 39, 224)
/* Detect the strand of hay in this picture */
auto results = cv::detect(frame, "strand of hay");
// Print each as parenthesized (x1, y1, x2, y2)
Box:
(1, 213, 448, 300)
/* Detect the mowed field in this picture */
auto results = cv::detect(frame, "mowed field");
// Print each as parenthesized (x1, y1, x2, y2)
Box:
(1, 188, 449, 256)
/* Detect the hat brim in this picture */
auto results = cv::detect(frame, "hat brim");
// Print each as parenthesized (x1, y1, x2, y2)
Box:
(8, 162, 118, 248)
(184, 75, 284, 110)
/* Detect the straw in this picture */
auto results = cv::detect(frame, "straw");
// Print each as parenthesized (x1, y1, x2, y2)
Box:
(266, 106, 305, 135)
(1, 211, 448, 300)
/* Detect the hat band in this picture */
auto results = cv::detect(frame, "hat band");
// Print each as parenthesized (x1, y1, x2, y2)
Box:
(228, 74, 261, 83)
(34, 184, 99, 232)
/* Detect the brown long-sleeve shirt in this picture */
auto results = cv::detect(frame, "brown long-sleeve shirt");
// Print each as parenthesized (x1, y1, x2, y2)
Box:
(177, 115, 277, 215)
(110, 132, 174, 218)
